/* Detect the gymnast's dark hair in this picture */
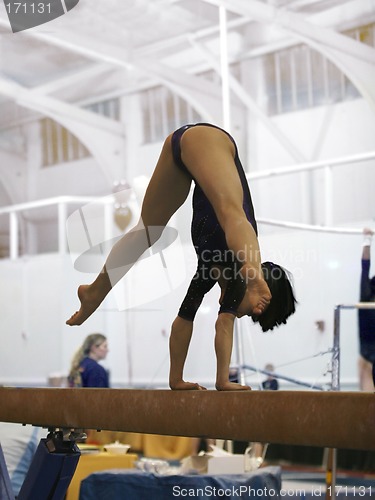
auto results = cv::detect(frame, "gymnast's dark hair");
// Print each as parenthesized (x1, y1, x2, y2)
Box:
(252, 261, 297, 332)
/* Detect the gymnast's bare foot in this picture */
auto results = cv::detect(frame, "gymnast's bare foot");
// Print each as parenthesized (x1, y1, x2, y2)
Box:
(215, 382, 252, 391)
(240, 265, 271, 317)
(170, 380, 207, 390)
(66, 285, 103, 326)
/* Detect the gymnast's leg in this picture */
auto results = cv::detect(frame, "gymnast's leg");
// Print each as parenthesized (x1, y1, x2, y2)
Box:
(179, 125, 271, 315)
(66, 134, 192, 326)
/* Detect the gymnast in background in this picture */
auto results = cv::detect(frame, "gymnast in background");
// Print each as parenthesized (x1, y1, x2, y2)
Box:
(67, 123, 296, 391)
(68, 333, 110, 388)
(358, 228, 375, 392)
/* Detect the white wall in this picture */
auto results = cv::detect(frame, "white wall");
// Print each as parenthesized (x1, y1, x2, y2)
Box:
(35, 157, 112, 200)
(0, 255, 64, 385)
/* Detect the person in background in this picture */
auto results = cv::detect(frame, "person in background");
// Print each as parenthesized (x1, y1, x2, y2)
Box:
(358, 228, 375, 392)
(68, 333, 109, 388)
(261, 363, 279, 391)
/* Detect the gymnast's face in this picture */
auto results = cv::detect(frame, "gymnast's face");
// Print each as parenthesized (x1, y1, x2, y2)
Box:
(90, 340, 109, 361)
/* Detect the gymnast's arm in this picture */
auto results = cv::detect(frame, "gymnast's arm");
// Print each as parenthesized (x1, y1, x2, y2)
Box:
(169, 265, 217, 390)
(177, 263, 217, 321)
(169, 263, 216, 390)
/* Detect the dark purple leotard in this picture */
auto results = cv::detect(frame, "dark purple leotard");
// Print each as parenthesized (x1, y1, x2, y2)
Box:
(171, 123, 257, 321)
(358, 259, 375, 363)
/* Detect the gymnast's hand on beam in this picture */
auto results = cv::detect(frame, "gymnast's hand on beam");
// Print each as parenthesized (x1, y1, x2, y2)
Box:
(215, 381, 252, 391)
(170, 381, 207, 390)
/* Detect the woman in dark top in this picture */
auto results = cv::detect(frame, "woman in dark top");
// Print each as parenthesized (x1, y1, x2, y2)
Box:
(68, 333, 109, 388)
(67, 123, 296, 390)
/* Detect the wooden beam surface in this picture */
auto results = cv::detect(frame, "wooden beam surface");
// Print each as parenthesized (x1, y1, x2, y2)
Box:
(0, 388, 374, 450)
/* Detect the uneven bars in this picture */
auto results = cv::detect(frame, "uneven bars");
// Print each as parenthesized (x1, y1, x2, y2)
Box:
(242, 364, 326, 391)
(332, 302, 375, 392)
(337, 303, 375, 310)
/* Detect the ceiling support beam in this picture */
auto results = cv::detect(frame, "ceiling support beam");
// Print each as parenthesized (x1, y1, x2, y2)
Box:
(203, 0, 375, 64)
(202, 0, 375, 111)
(29, 63, 115, 97)
(0, 18, 225, 125)
(0, 76, 125, 182)
(191, 38, 306, 163)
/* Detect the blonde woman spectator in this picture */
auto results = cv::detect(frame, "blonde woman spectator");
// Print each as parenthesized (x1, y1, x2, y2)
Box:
(68, 334, 109, 388)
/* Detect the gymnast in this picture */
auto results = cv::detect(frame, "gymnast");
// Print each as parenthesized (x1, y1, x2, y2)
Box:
(67, 123, 296, 391)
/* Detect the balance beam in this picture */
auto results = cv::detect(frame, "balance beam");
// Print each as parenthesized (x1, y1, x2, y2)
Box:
(0, 388, 374, 450)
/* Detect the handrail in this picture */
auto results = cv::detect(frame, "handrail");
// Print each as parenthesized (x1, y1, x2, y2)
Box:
(0, 198, 366, 235)
(0, 198, 367, 261)
(246, 148, 375, 229)
(0, 149, 373, 215)
(246, 149, 375, 180)
(257, 217, 363, 234)
(0, 146, 373, 258)
(0, 195, 110, 215)
(0, 196, 114, 259)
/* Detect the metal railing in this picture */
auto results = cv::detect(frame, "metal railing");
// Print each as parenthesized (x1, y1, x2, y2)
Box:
(1, 148, 374, 259)
(0, 196, 112, 259)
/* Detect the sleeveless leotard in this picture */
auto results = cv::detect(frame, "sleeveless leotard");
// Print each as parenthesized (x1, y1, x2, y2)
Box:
(171, 123, 257, 320)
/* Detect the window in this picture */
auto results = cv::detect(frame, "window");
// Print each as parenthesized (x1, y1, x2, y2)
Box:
(85, 98, 120, 121)
(41, 118, 90, 167)
(40, 98, 120, 167)
(141, 86, 202, 143)
(240, 22, 374, 116)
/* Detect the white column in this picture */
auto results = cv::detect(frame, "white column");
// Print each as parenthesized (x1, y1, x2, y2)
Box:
(10, 211, 19, 260)
(58, 202, 67, 255)
(324, 165, 333, 226)
(219, 6, 231, 132)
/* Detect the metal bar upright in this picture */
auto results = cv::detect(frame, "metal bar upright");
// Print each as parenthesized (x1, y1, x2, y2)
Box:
(325, 305, 341, 500)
